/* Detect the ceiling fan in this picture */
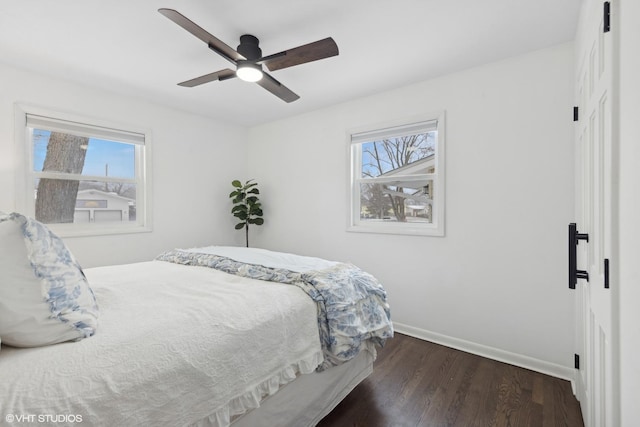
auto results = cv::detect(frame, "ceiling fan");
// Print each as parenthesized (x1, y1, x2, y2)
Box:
(158, 8, 339, 103)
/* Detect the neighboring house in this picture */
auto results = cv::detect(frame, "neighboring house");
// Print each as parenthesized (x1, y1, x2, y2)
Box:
(74, 189, 133, 223)
(380, 155, 435, 220)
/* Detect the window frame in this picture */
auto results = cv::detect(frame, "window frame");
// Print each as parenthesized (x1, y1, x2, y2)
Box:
(348, 111, 445, 236)
(14, 104, 153, 237)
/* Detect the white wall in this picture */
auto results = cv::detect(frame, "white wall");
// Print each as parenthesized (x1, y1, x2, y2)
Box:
(617, 0, 640, 424)
(248, 43, 575, 372)
(0, 62, 248, 267)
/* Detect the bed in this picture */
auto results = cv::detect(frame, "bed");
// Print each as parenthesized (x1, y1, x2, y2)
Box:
(0, 213, 393, 426)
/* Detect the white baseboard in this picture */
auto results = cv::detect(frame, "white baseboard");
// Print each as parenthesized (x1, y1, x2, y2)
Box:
(393, 322, 576, 388)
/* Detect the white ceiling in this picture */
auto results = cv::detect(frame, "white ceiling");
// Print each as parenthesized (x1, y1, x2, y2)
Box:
(0, 1, 582, 127)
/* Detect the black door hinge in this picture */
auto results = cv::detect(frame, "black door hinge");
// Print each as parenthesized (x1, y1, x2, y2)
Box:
(575, 354, 580, 369)
(573, 106, 579, 121)
(604, 2, 611, 33)
(604, 258, 610, 289)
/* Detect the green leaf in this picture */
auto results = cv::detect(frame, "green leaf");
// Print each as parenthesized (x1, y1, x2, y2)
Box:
(248, 188, 260, 194)
(253, 218, 264, 225)
(232, 180, 242, 188)
(235, 223, 245, 230)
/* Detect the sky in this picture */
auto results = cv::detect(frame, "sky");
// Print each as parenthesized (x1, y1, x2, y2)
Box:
(33, 129, 135, 179)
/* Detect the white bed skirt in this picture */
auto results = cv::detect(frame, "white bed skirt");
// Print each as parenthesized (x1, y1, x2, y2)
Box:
(227, 342, 375, 427)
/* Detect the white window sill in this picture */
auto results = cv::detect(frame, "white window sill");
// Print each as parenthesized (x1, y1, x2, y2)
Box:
(347, 224, 444, 237)
(47, 223, 152, 238)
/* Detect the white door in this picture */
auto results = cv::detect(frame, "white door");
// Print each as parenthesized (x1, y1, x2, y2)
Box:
(574, 1, 617, 426)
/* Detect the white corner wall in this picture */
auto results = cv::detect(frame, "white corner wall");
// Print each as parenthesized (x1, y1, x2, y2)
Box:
(617, 0, 640, 423)
(0, 62, 248, 267)
(248, 43, 575, 374)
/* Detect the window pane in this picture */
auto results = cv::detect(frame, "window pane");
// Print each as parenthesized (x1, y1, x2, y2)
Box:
(359, 179, 433, 224)
(33, 129, 135, 179)
(34, 178, 137, 224)
(361, 131, 436, 178)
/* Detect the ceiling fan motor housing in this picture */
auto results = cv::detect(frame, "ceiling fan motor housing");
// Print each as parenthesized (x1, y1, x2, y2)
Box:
(237, 35, 262, 60)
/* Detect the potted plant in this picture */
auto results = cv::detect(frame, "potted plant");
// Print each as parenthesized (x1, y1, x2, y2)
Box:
(229, 179, 264, 247)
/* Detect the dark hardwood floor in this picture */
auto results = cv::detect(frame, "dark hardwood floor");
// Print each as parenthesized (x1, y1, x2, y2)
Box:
(318, 333, 584, 427)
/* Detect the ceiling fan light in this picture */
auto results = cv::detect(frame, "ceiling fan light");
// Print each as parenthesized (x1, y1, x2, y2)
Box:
(237, 62, 263, 82)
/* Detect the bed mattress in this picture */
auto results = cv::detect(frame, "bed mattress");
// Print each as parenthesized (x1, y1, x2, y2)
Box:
(0, 260, 323, 426)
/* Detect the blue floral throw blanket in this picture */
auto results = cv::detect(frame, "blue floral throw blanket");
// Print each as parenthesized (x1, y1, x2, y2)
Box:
(156, 249, 394, 370)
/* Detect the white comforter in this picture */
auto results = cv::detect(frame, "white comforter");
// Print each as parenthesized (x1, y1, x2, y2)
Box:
(0, 260, 322, 427)
(182, 246, 339, 272)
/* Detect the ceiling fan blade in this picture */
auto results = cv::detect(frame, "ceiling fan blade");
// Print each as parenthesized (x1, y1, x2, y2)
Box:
(256, 73, 300, 103)
(177, 69, 236, 87)
(158, 8, 242, 64)
(261, 37, 338, 72)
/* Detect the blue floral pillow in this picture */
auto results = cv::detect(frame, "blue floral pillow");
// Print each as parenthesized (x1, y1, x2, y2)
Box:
(0, 212, 99, 347)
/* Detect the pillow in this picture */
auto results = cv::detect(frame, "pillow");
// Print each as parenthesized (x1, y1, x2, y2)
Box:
(0, 212, 99, 347)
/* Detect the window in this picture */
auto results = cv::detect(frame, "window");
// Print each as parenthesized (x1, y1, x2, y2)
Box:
(349, 112, 445, 236)
(15, 105, 151, 236)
